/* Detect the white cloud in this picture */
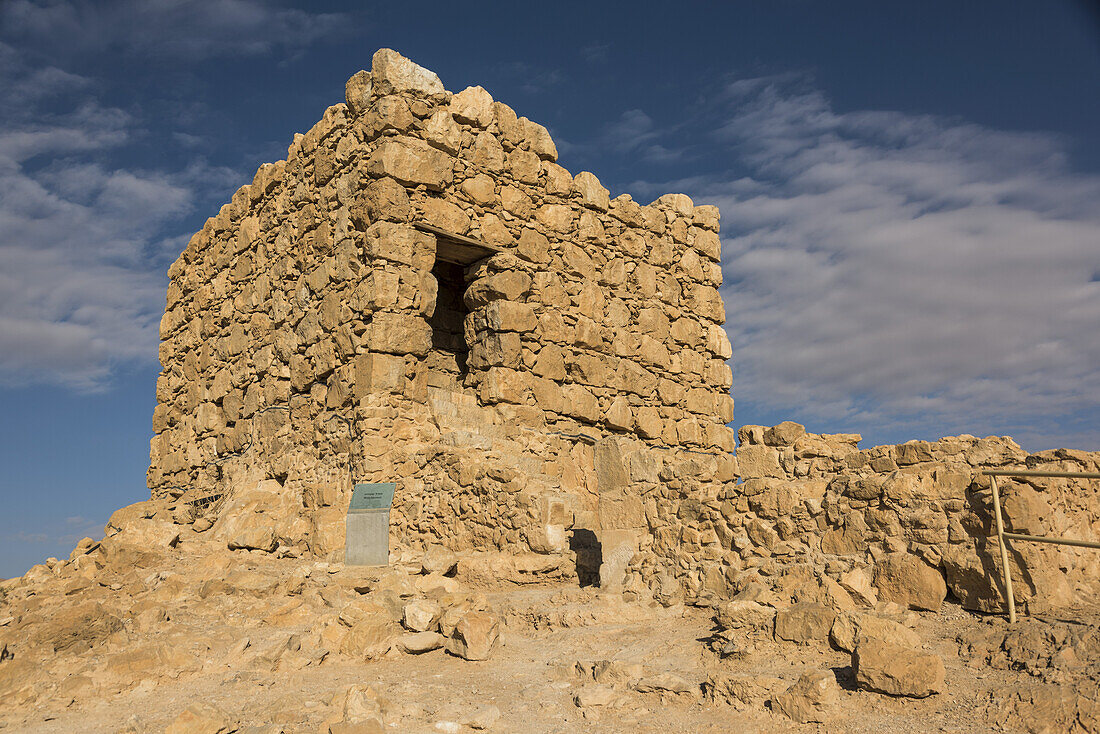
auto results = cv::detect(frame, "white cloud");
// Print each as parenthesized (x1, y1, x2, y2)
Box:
(688, 78, 1100, 448)
(0, 45, 239, 389)
(1, 0, 348, 60)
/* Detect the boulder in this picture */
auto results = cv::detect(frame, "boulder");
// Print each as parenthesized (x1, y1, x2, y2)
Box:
(396, 631, 445, 654)
(369, 48, 444, 98)
(838, 567, 878, 607)
(872, 553, 946, 611)
(829, 611, 921, 653)
(446, 611, 499, 661)
(210, 479, 307, 554)
(402, 599, 442, 632)
(763, 421, 806, 446)
(853, 638, 944, 698)
(772, 669, 840, 723)
(421, 546, 458, 576)
(704, 673, 785, 709)
(774, 603, 835, 643)
(715, 600, 776, 631)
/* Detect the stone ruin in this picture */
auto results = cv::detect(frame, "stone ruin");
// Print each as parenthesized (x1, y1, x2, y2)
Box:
(6, 47, 1100, 734)
(147, 48, 1100, 610)
(148, 48, 736, 593)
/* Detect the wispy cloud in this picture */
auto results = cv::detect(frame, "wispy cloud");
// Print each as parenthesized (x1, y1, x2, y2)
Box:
(1, 0, 349, 60)
(0, 21, 253, 389)
(621, 75, 1100, 450)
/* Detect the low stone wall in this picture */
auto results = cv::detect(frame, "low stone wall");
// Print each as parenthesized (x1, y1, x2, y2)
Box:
(627, 421, 1100, 612)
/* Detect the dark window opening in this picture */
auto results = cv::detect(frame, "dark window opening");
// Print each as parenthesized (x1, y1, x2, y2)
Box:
(426, 259, 470, 391)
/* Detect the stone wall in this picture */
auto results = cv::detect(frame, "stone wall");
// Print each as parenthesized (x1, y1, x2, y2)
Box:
(635, 420, 1100, 611)
(147, 49, 738, 578)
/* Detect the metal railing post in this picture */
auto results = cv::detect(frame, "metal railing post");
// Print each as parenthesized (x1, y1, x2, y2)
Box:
(980, 469, 1100, 624)
(989, 474, 1016, 624)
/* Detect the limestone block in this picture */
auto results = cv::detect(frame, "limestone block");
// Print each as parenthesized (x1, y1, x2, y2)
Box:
(573, 171, 610, 212)
(460, 173, 496, 207)
(772, 670, 839, 724)
(480, 367, 529, 405)
(598, 529, 639, 591)
(476, 331, 521, 368)
(872, 553, 946, 612)
(654, 192, 695, 217)
(368, 312, 432, 356)
(895, 440, 933, 465)
(476, 212, 513, 246)
(345, 70, 373, 116)
(693, 204, 721, 232)
(466, 271, 532, 306)
(508, 149, 541, 184)
(210, 479, 306, 554)
(493, 100, 522, 143)
(521, 118, 557, 161)
(516, 228, 550, 264)
(536, 203, 574, 233)
(530, 376, 564, 413)
(829, 611, 920, 653)
(715, 600, 775, 631)
(635, 407, 663, 440)
(402, 599, 442, 632)
(352, 353, 405, 396)
(420, 197, 471, 234)
(838, 567, 878, 606)
(365, 137, 453, 191)
(578, 210, 605, 240)
(605, 396, 633, 431)
(533, 345, 566, 380)
(500, 185, 533, 217)
(774, 603, 835, 643)
(370, 48, 445, 98)
(562, 384, 599, 423)
(690, 283, 726, 323)
(363, 222, 434, 269)
(361, 95, 414, 135)
(853, 639, 944, 698)
(737, 444, 784, 479)
(471, 132, 505, 172)
(446, 612, 499, 661)
(693, 229, 721, 261)
(165, 703, 233, 734)
(353, 177, 412, 226)
(396, 631, 445, 655)
(423, 110, 461, 155)
(481, 300, 536, 332)
(544, 162, 572, 195)
(450, 86, 494, 127)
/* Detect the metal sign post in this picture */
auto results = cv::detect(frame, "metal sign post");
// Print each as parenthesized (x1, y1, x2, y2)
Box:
(345, 482, 396, 566)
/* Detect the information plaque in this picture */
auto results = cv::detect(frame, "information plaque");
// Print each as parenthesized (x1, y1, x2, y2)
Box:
(349, 483, 396, 511)
(345, 482, 396, 566)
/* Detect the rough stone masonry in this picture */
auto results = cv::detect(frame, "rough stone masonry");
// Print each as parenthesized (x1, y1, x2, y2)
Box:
(148, 48, 737, 593)
(148, 48, 1100, 609)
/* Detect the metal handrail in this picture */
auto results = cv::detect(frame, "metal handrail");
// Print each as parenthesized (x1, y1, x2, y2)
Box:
(981, 469, 1100, 624)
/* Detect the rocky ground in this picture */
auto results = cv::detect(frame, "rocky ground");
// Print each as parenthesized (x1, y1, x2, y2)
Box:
(2, 517, 1099, 733)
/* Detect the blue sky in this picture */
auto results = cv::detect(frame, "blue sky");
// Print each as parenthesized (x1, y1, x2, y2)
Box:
(1, 0, 1098, 577)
